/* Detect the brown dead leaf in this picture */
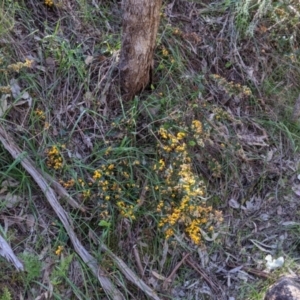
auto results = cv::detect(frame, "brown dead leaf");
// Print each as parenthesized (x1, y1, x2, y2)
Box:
(258, 25, 268, 33)
(25, 214, 36, 232)
(45, 57, 56, 69)
(0, 94, 9, 117)
(10, 78, 21, 99)
(83, 135, 93, 149)
(151, 270, 171, 282)
(9, 79, 32, 106)
(159, 240, 168, 270)
(1, 179, 19, 188)
(228, 198, 240, 209)
(237, 134, 268, 146)
(183, 32, 201, 44)
(83, 91, 93, 108)
(0, 186, 8, 195)
(14, 91, 32, 107)
(84, 55, 94, 65)
(0, 193, 22, 208)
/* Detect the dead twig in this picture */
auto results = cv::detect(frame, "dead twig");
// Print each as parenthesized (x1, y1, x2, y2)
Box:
(136, 178, 148, 209)
(226, 262, 273, 279)
(162, 252, 190, 290)
(132, 244, 145, 278)
(185, 256, 220, 295)
(100, 243, 161, 300)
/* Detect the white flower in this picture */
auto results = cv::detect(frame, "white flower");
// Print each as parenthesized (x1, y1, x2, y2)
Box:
(265, 254, 284, 271)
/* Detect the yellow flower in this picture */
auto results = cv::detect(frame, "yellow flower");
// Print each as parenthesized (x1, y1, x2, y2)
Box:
(0, 86, 11, 93)
(45, 0, 54, 6)
(93, 170, 102, 180)
(165, 228, 174, 239)
(162, 47, 169, 57)
(104, 147, 112, 156)
(24, 58, 33, 68)
(173, 28, 181, 35)
(191, 120, 203, 134)
(82, 189, 91, 199)
(159, 127, 168, 139)
(158, 159, 165, 171)
(55, 245, 63, 255)
(163, 145, 172, 152)
(177, 132, 186, 140)
(44, 122, 50, 129)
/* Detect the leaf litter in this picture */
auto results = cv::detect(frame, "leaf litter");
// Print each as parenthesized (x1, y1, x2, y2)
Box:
(1, 0, 300, 299)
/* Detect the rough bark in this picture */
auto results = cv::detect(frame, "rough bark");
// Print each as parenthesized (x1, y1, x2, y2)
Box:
(119, 0, 162, 101)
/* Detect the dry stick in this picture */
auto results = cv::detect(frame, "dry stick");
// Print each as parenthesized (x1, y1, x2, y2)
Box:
(0, 125, 124, 300)
(132, 244, 145, 278)
(241, 266, 272, 279)
(0, 234, 24, 271)
(226, 262, 272, 279)
(162, 253, 190, 290)
(136, 178, 148, 209)
(100, 243, 161, 300)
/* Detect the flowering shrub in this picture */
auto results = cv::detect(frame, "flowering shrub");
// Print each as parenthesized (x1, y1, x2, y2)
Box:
(46, 144, 64, 170)
(0, 57, 33, 93)
(44, 118, 223, 246)
(211, 74, 252, 97)
(155, 123, 223, 245)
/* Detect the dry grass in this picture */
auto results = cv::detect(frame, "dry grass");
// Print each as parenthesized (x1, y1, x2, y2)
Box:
(0, 0, 300, 299)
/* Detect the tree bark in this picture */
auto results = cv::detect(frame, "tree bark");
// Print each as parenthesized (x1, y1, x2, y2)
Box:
(119, 0, 162, 101)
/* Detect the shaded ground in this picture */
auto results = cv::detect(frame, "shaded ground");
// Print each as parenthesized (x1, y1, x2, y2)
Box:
(1, 0, 300, 299)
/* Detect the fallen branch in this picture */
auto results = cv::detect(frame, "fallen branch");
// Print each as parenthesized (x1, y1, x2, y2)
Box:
(0, 124, 124, 300)
(0, 234, 24, 271)
(100, 243, 161, 300)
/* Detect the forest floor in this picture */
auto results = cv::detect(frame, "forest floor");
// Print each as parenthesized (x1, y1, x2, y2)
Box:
(1, 0, 300, 299)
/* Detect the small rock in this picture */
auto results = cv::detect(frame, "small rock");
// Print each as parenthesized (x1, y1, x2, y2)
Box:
(264, 276, 300, 300)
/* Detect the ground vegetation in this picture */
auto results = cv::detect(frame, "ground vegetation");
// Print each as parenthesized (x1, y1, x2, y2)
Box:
(0, 0, 300, 299)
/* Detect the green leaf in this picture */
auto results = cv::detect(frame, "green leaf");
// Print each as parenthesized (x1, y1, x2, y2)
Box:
(225, 61, 232, 68)
(98, 220, 111, 227)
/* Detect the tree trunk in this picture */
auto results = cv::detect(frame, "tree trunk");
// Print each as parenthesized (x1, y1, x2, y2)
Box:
(119, 0, 162, 101)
